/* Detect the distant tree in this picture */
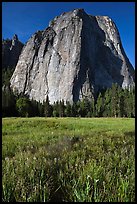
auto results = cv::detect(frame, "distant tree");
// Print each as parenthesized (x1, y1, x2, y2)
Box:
(102, 88, 111, 117)
(2, 67, 15, 86)
(16, 97, 31, 117)
(38, 101, 44, 117)
(111, 83, 119, 117)
(30, 99, 39, 116)
(71, 102, 78, 117)
(85, 98, 92, 117)
(59, 100, 65, 117)
(2, 79, 135, 118)
(65, 101, 72, 117)
(2, 85, 17, 117)
(131, 87, 135, 117)
(53, 101, 59, 117)
(90, 98, 96, 117)
(95, 92, 104, 117)
(79, 98, 91, 117)
(118, 87, 125, 117)
(123, 87, 135, 118)
(43, 95, 53, 117)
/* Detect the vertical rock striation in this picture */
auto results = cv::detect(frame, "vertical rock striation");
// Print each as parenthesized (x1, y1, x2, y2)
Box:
(10, 9, 135, 103)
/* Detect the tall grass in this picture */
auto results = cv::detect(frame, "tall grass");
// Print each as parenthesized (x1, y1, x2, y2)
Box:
(2, 117, 135, 202)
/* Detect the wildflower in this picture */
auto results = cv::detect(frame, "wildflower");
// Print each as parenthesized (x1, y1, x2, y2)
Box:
(87, 175, 91, 179)
(5, 157, 9, 161)
(95, 179, 99, 183)
(43, 158, 47, 162)
(54, 157, 57, 162)
(81, 160, 85, 165)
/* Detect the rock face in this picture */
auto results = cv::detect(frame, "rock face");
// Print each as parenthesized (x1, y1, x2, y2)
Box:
(2, 34, 24, 69)
(10, 9, 135, 103)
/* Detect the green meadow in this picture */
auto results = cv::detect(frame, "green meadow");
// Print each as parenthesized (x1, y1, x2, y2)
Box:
(2, 117, 135, 202)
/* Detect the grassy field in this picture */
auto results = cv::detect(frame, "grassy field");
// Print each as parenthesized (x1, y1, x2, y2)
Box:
(2, 117, 135, 202)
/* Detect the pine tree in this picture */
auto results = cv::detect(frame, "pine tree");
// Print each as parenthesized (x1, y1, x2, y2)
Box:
(117, 85, 122, 117)
(79, 99, 86, 117)
(59, 100, 65, 117)
(38, 102, 44, 117)
(111, 83, 119, 117)
(43, 95, 52, 117)
(53, 101, 59, 117)
(16, 97, 31, 117)
(2, 85, 17, 117)
(84, 98, 91, 117)
(118, 88, 125, 117)
(30, 99, 39, 116)
(131, 87, 135, 117)
(91, 98, 96, 117)
(71, 102, 78, 117)
(65, 101, 72, 117)
(96, 93, 103, 117)
(102, 88, 111, 117)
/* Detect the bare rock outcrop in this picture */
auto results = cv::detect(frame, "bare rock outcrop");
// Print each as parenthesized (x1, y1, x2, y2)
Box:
(10, 9, 135, 103)
(2, 34, 24, 69)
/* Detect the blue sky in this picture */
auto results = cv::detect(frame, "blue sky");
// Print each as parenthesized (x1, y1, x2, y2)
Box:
(2, 2, 135, 67)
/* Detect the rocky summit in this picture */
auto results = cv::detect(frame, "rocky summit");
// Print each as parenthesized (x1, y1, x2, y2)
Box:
(2, 34, 24, 69)
(10, 9, 135, 103)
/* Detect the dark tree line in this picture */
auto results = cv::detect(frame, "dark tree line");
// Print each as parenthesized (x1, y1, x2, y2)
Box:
(2, 83, 135, 118)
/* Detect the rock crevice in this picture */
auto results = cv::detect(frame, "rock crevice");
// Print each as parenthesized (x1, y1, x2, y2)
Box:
(10, 9, 135, 104)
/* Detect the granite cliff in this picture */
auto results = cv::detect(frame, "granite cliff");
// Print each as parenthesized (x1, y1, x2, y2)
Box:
(10, 9, 135, 103)
(2, 34, 24, 69)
